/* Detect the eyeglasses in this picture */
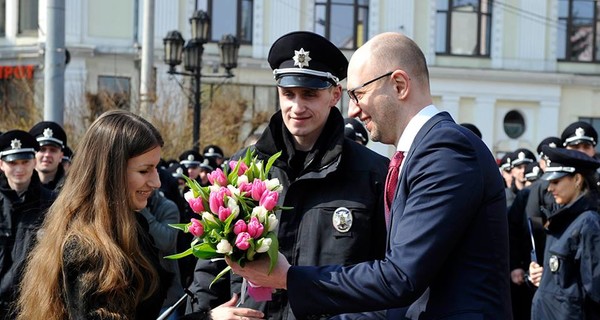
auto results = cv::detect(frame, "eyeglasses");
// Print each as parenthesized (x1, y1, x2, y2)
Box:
(347, 71, 393, 104)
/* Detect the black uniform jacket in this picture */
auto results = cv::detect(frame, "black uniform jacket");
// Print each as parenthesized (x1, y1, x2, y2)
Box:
(186, 108, 389, 320)
(531, 195, 600, 320)
(0, 172, 54, 319)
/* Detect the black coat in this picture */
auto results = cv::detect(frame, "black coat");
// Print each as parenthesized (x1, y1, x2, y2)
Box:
(62, 213, 170, 319)
(0, 173, 54, 319)
(186, 108, 389, 320)
(531, 195, 600, 320)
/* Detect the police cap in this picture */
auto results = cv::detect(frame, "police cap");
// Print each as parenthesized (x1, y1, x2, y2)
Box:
(268, 31, 348, 89)
(0, 130, 39, 162)
(561, 121, 597, 147)
(29, 121, 67, 149)
(541, 145, 600, 181)
(167, 163, 186, 180)
(536, 136, 562, 157)
(178, 149, 202, 167)
(203, 144, 224, 159)
(524, 162, 542, 182)
(62, 145, 73, 163)
(344, 118, 369, 145)
(511, 148, 536, 167)
(499, 152, 513, 172)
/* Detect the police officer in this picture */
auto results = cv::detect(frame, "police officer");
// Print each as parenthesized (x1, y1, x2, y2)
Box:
(561, 120, 597, 157)
(507, 147, 538, 320)
(510, 148, 537, 192)
(343, 118, 369, 145)
(0, 130, 54, 318)
(29, 121, 68, 191)
(185, 31, 389, 320)
(179, 149, 213, 187)
(529, 146, 600, 319)
(203, 144, 225, 170)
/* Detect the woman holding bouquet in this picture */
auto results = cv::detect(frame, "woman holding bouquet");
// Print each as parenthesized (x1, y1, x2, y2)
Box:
(16, 110, 263, 320)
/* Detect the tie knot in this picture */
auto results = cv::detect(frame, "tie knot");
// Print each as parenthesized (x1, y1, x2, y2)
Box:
(390, 151, 404, 167)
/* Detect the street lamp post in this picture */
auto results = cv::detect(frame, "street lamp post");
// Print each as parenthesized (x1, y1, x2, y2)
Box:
(163, 10, 240, 152)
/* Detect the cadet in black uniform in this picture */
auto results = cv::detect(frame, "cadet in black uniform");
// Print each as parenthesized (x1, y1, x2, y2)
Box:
(185, 31, 389, 320)
(0, 130, 54, 319)
(529, 146, 600, 319)
(29, 121, 68, 191)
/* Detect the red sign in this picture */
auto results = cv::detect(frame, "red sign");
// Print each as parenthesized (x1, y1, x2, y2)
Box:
(0, 65, 35, 80)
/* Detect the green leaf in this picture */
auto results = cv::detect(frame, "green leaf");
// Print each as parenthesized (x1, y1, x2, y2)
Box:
(192, 242, 220, 259)
(264, 151, 281, 177)
(209, 265, 232, 289)
(164, 247, 193, 259)
(266, 232, 279, 275)
(168, 223, 189, 232)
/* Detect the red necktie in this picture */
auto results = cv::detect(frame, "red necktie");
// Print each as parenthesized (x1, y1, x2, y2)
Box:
(385, 151, 404, 226)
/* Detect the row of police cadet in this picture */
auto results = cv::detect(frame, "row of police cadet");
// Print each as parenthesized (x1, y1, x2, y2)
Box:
(0, 121, 236, 319)
(0, 122, 72, 318)
(500, 120, 600, 320)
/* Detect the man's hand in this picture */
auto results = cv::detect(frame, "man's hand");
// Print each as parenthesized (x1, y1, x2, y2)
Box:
(226, 252, 291, 289)
(211, 294, 265, 320)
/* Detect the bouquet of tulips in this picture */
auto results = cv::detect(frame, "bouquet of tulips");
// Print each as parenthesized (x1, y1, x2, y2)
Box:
(167, 149, 285, 301)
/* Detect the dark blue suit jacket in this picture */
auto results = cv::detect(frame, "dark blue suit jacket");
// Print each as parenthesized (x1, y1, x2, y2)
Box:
(286, 112, 512, 319)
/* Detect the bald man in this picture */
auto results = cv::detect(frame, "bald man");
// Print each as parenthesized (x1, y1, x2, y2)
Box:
(228, 32, 511, 320)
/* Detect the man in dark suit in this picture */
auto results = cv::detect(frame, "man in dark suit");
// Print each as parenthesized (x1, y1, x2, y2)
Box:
(228, 32, 512, 319)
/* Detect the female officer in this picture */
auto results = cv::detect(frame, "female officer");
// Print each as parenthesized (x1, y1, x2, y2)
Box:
(528, 145, 600, 319)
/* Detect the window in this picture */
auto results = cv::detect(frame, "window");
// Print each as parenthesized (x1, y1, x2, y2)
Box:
(19, 0, 38, 35)
(503, 110, 525, 139)
(557, 0, 600, 62)
(315, 0, 369, 49)
(97, 76, 131, 109)
(196, 0, 253, 44)
(436, 0, 492, 56)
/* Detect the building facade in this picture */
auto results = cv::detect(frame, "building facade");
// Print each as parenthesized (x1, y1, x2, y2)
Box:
(0, 0, 599, 157)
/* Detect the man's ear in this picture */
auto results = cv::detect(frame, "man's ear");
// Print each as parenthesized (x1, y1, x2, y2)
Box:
(392, 70, 410, 100)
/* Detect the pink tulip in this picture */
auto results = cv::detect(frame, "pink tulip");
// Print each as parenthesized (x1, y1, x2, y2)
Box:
(187, 196, 204, 214)
(217, 206, 232, 221)
(259, 190, 279, 211)
(235, 232, 251, 250)
(247, 216, 264, 238)
(209, 188, 227, 214)
(233, 220, 247, 235)
(208, 168, 228, 186)
(229, 160, 249, 176)
(238, 181, 252, 197)
(189, 218, 204, 237)
(251, 179, 267, 201)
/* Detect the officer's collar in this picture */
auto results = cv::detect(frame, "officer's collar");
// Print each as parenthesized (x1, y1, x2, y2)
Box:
(545, 193, 596, 232)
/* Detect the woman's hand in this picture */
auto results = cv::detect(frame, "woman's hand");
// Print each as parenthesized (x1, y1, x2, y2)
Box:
(528, 261, 543, 287)
(210, 294, 264, 320)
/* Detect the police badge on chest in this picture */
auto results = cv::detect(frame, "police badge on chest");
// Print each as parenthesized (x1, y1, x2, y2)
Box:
(332, 207, 353, 233)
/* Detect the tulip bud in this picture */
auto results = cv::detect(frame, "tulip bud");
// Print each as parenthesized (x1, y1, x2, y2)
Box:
(255, 238, 272, 253)
(233, 220, 247, 235)
(188, 218, 204, 237)
(235, 232, 252, 250)
(216, 239, 233, 254)
(247, 216, 264, 238)
(267, 214, 278, 232)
